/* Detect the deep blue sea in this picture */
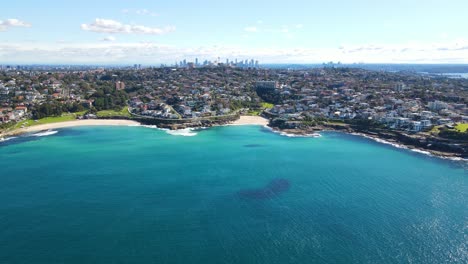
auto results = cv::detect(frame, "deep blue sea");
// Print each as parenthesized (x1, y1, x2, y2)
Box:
(0, 125, 466, 264)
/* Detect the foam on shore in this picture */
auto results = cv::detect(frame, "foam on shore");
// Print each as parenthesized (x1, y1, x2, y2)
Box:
(263, 125, 322, 138)
(278, 131, 322, 138)
(350, 132, 466, 161)
(165, 128, 198, 137)
(32, 130, 58, 137)
(0, 136, 17, 142)
(139, 125, 199, 137)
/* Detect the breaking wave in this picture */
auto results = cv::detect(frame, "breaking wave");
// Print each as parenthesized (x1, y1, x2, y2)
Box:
(0, 137, 17, 142)
(32, 130, 58, 137)
(263, 125, 321, 138)
(351, 132, 466, 161)
(165, 128, 198, 137)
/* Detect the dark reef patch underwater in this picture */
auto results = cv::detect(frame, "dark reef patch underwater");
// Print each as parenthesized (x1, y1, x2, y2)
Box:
(237, 178, 291, 199)
(243, 144, 264, 148)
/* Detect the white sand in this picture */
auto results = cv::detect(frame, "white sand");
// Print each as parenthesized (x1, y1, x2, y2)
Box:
(1, 116, 269, 137)
(229, 116, 269, 126)
(6, 119, 140, 136)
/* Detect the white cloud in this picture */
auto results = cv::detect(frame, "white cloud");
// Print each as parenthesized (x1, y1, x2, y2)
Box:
(136, 9, 158, 16)
(244, 24, 301, 36)
(0, 19, 31, 31)
(101, 36, 116, 42)
(244, 26, 258, 33)
(340, 40, 468, 54)
(81, 18, 175, 35)
(122, 9, 158, 17)
(136, 9, 150, 15)
(1, 40, 468, 64)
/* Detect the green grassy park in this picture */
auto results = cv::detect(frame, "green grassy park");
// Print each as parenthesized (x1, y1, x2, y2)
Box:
(96, 107, 131, 118)
(455, 123, 468, 132)
(9, 107, 130, 131)
(261, 102, 274, 109)
(13, 112, 86, 129)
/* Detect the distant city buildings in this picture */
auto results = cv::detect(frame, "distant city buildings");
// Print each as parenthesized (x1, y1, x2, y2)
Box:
(173, 58, 260, 68)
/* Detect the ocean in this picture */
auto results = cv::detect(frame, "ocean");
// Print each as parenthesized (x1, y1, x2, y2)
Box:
(0, 125, 466, 263)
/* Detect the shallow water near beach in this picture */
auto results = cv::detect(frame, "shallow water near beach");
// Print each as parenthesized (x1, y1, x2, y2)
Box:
(0, 125, 466, 263)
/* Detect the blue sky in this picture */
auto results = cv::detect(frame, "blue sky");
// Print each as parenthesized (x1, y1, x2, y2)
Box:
(1, 0, 468, 64)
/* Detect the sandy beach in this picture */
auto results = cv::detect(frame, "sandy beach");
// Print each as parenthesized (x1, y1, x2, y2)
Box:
(1, 116, 269, 138)
(1, 119, 140, 137)
(229, 116, 269, 126)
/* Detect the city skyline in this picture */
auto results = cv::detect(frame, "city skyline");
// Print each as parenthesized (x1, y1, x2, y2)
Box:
(1, 0, 468, 64)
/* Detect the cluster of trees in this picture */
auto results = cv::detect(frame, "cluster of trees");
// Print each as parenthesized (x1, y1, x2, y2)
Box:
(256, 87, 282, 104)
(0, 121, 16, 130)
(229, 99, 261, 111)
(28, 84, 129, 119)
(438, 129, 468, 141)
(301, 116, 328, 127)
(346, 119, 386, 130)
(88, 87, 128, 111)
(31, 102, 86, 119)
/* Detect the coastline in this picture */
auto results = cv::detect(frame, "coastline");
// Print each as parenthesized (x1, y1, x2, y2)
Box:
(269, 125, 467, 161)
(0, 116, 269, 138)
(347, 131, 466, 161)
(1, 115, 466, 161)
(0, 119, 140, 137)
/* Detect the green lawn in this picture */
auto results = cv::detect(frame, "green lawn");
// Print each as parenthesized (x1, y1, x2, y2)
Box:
(96, 107, 131, 118)
(247, 110, 261, 116)
(430, 125, 441, 134)
(325, 121, 346, 125)
(5, 109, 130, 132)
(13, 112, 83, 129)
(429, 123, 468, 135)
(455, 123, 468, 132)
(261, 102, 274, 109)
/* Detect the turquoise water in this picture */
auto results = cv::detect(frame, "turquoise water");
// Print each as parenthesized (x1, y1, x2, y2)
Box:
(0, 125, 466, 263)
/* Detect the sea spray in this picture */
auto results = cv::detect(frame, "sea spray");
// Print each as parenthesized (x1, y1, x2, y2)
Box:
(0, 136, 17, 142)
(139, 124, 199, 137)
(262, 125, 322, 138)
(32, 130, 58, 137)
(165, 128, 198, 137)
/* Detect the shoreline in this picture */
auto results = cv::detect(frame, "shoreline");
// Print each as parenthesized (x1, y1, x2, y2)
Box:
(0, 119, 141, 137)
(0, 116, 269, 137)
(1, 116, 466, 161)
(348, 131, 466, 161)
(270, 126, 467, 161)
